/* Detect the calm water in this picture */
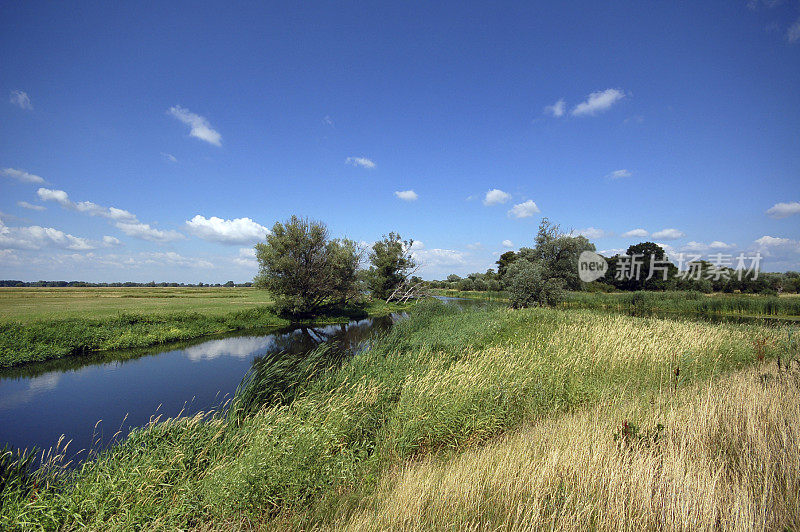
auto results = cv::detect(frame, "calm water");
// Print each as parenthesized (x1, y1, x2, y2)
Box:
(0, 314, 402, 461)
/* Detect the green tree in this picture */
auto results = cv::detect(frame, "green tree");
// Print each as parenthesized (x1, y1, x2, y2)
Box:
(254, 216, 361, 316)
(623, 242, 677, 291)
(496, 251, 518, 280)
(505, 258, 564, 308)
(524, 218, 595, 291)
(368, 232, 417, 300)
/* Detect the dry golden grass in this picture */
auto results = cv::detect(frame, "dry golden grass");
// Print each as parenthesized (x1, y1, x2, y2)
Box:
(339, 364, 800, 531)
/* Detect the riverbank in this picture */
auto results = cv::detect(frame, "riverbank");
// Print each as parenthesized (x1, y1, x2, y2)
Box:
(0, 287, 407, 367)
(1, 300, 796, 529)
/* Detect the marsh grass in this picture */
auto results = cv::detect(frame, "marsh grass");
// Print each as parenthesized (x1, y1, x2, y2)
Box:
(339, 363, 800, 531)
(0, 301, 795, 529)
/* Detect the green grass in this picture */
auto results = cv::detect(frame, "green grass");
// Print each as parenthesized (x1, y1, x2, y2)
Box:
(0, 287, 407, 367)
(562, 290, 800, 318)
(0, 287, 274, 323)
(2, 300, 795, 529)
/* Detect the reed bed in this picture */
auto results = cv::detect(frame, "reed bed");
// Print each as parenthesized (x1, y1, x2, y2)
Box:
(0, 301, 795, 529)
(340, 363, 800, 531)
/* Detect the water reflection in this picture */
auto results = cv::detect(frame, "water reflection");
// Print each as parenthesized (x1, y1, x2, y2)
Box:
(0, 313, 399, 460)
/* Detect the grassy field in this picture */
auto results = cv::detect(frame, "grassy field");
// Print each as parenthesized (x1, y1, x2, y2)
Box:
(0, 287, 274, 323)
(0, 287, 403, 367)
(1, 300, 796, 529)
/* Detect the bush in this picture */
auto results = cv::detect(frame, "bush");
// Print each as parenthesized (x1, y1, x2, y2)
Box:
(506, 259, 565, 308)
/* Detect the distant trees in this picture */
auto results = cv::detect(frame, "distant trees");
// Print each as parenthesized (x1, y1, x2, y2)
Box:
(254, 216, 361, 316)
(367, 232, 417, 300)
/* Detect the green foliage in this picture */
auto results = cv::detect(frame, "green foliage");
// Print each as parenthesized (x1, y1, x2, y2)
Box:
(255, 216, 362, 316)
(506, 258, 565, 308)
(367, 232, 416, 300)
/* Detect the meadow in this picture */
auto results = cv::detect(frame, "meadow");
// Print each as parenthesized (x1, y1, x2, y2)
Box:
(0, 287, 402, 367)
(1, 300, 797, 530)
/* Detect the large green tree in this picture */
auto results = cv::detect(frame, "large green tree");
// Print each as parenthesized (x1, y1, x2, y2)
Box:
(254, 216, 361, 316)
(368, 232, 417, 300)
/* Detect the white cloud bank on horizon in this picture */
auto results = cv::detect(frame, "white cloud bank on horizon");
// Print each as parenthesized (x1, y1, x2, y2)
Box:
(572, 88, 625, 116)
(484, 189, 511, 206)
(345, 156, 376, 169)
(394, 190, 418, 201)
(168, 105, 222, 146)
(185, 215, 270, 245)
(766, 201, 800, 219)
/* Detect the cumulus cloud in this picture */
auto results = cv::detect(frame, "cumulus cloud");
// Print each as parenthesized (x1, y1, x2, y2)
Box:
(709, 241, 734, 249)
(622, 228, 649, 238)
(103, 236, 122, 247)
(507, 199, 540, 218)
(37, 188, 137, 222)
(571, 88, 625, 116)
(544, 98, 566, 117)
(483, 189, 511, 206)
(411, 248, 468, 269)
(2, 168, 45, 184)
(598, 248, 626, 257)
(502, 239, 514, 248)
(651, 228, 685, 240)
(168, 105, 222, 146)
(345, 157, 376, 169)
(607, 169, 632, 179)
(766, 201, 800, 219)
(185, 215, 269, 245)
(0, 219, 96, 251)
(571, 227, 610, 239)
(17, 201, 45, 211)
(9, 90, 32, 110)
(394, 190, 418, 201)
(234, 247, 258, 267)
(116, 222, 184, 243)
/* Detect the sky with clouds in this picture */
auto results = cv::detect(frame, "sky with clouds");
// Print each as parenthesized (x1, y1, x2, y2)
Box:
(1, 1, 799, 282)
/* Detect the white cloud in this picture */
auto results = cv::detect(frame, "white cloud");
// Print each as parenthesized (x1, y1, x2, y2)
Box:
(103, 236, 122, 247)
(185, 215, 269, 245)
(394, 190, 418, 201)
(345, 157, 376, 169)
(607, 169, 632, 179)
(682, 241, 708, 252)
(411, 248, 468, 269)
(116, 222, 185, 243)
(753, 235, 800, 259)
(622, 228, 649, 238)
(598, 248, 626, 257)
(788, 17, 800, 42)
(709, 241, 734, 249)
(2, 168, 45, 184)
(572, 227, 610, 239)
(37, 188, 137, 222)
(544, 98, 566, 117)
(652, 228, 685, 240)
(755, 235, 793, 248)
(9, 90, 32, 110)
(17, 201, 45, 211)
(766, 201, 800, 219)
(0, 219, 96, 251)
(234, 247, 258, 267)
(139, 251, 214, 269)
(168, 105, 222, 146)
(571, 88, 625, 117)
(507, 199, 540, 218)
(502, 239, 514, 248)
(483, 189, 511, 206)
(161, 152, 178, 163)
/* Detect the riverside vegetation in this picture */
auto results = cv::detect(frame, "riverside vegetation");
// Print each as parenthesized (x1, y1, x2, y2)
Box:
(1, 300, 798, 529)
(0, 287, 403, 367)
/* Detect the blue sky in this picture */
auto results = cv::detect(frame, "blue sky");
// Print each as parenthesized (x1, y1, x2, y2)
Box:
(1, 1, 799, 282)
